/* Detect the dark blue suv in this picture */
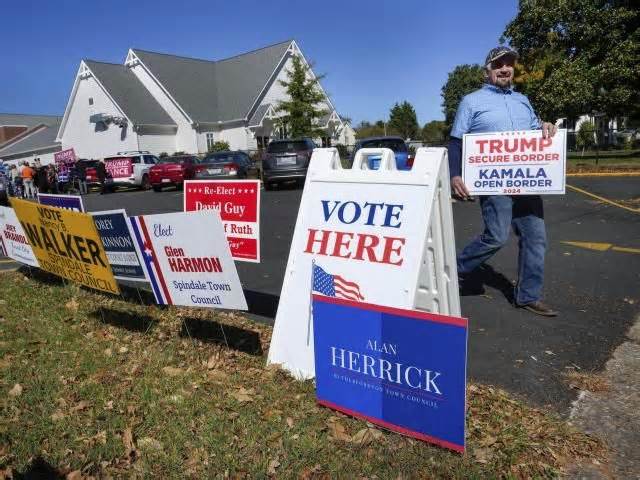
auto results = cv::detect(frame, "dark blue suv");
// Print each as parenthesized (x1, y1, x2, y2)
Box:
(351, 136, 411, 170)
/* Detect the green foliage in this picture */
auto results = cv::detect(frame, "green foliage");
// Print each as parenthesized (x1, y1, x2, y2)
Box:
(355, 120, 387, 139)
(276, 55, 329, 139)
(421, 120, 447, 145)
(158, 152, 168, 158)
(503, 0, 640, 120)
(388, 101, 419, 140)
(441, 64, 485, 133)
(207, 141, 230, 153)
(334, 143, 350, 160)
(576, 121, 596, 150)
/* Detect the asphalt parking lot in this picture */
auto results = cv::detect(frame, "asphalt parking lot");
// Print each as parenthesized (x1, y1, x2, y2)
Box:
(2, 177, 639, 412)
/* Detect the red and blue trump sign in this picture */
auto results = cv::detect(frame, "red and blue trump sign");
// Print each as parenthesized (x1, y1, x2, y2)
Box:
(313, 294, 467, 452)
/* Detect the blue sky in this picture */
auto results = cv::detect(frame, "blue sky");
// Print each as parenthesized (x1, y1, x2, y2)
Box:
(0, 0, 517, 125)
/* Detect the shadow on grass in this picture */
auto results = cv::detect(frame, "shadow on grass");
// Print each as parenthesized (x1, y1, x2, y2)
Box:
(460, 264, 515, 304)
(179, 317, 262, 355)
(12, 456, 63, 479)
(88, 308, 156, 333)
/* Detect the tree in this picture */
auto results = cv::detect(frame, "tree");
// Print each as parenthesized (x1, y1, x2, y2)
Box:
(441, 64, 485, 133)
(354, 120, 385, 139)
(503, 0, 640, 120)
(208, 141, 230, 153)
(388, 101, 419, 140)
(421, 120, 447, 145)
(275, 55, 329, 138)
(576, 121, 596, 152)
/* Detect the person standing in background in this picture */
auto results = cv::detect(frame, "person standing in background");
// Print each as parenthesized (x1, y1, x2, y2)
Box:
(21, 162, 35, 199)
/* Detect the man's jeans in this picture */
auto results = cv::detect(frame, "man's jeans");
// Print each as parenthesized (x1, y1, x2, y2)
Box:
(457, 195, 546, 305)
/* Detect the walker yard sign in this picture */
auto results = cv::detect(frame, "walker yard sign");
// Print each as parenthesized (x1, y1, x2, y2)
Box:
(184, 180, 261, 262)
(462, 129, 566, 195)
(11, 198, 119, 294)
(129, 210, 247, 310)
(313, 295, 467, 452)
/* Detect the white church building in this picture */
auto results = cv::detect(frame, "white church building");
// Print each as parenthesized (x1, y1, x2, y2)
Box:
(55, 40, 355, 160)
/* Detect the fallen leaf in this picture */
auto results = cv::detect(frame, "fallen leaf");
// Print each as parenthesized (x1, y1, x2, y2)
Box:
(327, 419, 351, 442)
(8, 384, 22, 397)
(139, 437, 163, 451)
(206, 354, 220, 370)
(104, 348, 112, 357)
(267, 459, 280, 475)
(122, 427, 136, 452)
(230, 387, 254, 403)
(162, 366, 183, 377)
(472, 446, 492, 464)
(207, 370, 228, 382)
(105, 400, 114, 410)
(479, 435, 498, 447)
(51, 411, 65, 421)
(286, 417, 294, 428)
(351, 428, 383, 446)
(66, 470, 82, 480)
(65, 298, 79, 312)
(119, 347, 128, 354)
(70, 400, 91, 413)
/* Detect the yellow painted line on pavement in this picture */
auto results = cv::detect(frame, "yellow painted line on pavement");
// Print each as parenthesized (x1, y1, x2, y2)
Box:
(0, 258, 17, 264)
(561, 241, 640, 255)
(566, 184, 640, 214)
(567, 172, 640, 177)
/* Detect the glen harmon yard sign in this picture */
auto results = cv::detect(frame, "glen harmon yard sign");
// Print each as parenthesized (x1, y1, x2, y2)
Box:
(462, 129, 566, 195)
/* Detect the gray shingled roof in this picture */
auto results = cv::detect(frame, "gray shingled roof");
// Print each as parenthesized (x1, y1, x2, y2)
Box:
(0, 122, 61, 157)
(84, 60, 175, 126)
(0, 113, 61, 127)
(248, 103, 272, 127)
(132, 40, 291, 124)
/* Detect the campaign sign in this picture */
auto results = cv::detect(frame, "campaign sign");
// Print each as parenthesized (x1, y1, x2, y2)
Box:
(184, 180, 261, 262)
(0, 206, 39, 267)
(313, 294, 467, 452)
(91, 209, 148, 282)
(38, 193, 85, 212)
(106, 158, 133, 179)
(11, 198, 119, 294)
(462, 129, 567, 195)
(54, 148, 77, 182)
(129, 210, 247, 310)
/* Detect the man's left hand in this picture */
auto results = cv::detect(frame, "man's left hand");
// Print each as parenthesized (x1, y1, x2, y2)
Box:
(542, 122, 557, 139)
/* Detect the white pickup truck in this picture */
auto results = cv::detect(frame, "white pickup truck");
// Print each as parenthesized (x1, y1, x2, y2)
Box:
(104, 151, 159, 190)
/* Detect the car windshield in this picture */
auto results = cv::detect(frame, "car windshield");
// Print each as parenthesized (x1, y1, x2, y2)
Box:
(267, 141, 308, 153)
(203, 153, 235, 163)
(360, 139, 407, 152)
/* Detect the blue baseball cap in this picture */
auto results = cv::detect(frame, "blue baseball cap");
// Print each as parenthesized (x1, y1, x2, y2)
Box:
(485, 46, 518, 66)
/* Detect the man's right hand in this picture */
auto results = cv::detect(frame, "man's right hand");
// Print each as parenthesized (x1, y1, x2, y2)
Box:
(451, 176, 471, 200)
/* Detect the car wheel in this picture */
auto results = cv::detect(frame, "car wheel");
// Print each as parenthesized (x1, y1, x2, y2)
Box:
(152, 185, 162, 192)
(141, 174, 151, 190)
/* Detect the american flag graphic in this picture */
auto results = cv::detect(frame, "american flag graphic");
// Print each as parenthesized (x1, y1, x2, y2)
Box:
(313, 264, 365, 302)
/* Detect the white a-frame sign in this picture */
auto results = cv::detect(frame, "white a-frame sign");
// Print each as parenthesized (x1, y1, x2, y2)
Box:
(268, 147, 461, 379)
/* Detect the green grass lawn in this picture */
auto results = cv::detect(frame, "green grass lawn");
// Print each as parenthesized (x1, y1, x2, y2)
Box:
(567, 149, 640, 171)
(0, 270, 605, 478)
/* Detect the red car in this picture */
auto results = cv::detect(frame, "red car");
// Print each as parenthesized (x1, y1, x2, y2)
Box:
(149, 155, 200, 191)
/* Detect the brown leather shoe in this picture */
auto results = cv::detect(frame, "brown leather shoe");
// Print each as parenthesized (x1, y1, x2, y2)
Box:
(518, 301, 558, 317)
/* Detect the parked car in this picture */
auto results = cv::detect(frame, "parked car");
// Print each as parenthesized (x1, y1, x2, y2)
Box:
(103, 151, 159, 190)
(78, 159, 101, 186)
(614, 129, 638, 145)
(150, 155, 201, 191)
(350, 136, 412, 170)
(261, 138, 316, 190)
(195, 151, 258, 180)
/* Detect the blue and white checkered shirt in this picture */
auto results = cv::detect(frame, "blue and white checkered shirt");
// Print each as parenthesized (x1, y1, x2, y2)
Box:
(451, 84, 541, 138)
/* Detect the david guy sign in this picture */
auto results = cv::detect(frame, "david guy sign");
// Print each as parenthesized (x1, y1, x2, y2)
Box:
(11, 198, 119, 294)
(129, 210, 247, 309)
(313, 296, 467, 452)
(462, 129, 567, 195)
(184, 180, 261, 262)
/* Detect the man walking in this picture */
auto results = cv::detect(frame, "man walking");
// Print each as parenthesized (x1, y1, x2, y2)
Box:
(448, 46, 558, 317)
